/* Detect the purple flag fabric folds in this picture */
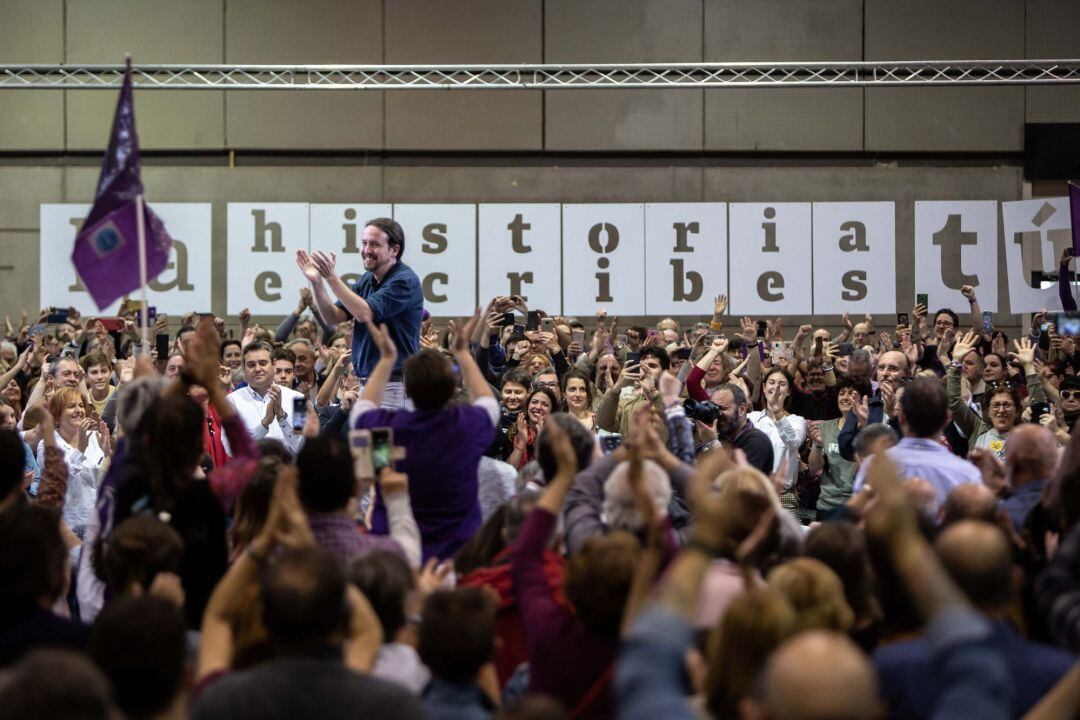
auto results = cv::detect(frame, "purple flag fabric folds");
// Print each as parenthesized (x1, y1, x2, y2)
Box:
(1070, 182, 1080, 256)
(72, 58, 171, 310)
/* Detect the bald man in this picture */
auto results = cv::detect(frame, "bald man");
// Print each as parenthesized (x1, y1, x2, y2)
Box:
(747, 631, 879, 720)
(940, 483, 998, 527)
(1002, 424, 1058, 529)
(875, 521, 1071, 719)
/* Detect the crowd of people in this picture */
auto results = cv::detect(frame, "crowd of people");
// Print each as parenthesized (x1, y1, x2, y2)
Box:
(6, 218, 1080, 719)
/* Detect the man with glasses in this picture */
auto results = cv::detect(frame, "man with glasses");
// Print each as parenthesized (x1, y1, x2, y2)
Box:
(533, 367, 562, 408)
(1058, 376, 1080, 435)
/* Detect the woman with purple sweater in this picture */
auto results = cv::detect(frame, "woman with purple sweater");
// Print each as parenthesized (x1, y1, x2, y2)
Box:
(510, 422, 640, 719)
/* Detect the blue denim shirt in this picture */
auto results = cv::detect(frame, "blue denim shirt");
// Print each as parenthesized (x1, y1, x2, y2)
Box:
(336, 261, 423, 378)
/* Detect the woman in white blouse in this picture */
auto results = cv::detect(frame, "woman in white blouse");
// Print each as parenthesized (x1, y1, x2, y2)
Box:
(747, 367, 807, 518)
(37, 387, 108, 539)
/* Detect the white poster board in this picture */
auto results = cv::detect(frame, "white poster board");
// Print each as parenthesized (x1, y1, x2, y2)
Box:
(309, 204, 394, 289)
(913, 200, 999, 313)
(40, 203, 213, 315)
(728, 203, 812, 315)
(226, 203, 310, 315)
(393, 204, 477, 317)
(1002, 197, 1072, 313)
(478, 204, 562, 312)
(644, 203, 727, 316)
(561, 204, 645, 316)
(812, 202, 896, 314)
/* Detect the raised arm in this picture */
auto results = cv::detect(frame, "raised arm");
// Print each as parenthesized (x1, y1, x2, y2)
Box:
(1060, 249, 1078, 312)
(947, 332, 984, 439)
(360, 320, 398, 406)
(452, 309, 494, 403)
(961, 285, 983, 334)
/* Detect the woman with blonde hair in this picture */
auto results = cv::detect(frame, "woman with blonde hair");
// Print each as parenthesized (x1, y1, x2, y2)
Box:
(38, 386, 108, 539)
(704, 588, 798, 719)
(767, 557, 855, 634)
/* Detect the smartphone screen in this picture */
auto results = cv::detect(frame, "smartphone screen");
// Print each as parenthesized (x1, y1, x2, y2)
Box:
(916, 293, 928, 308)
(1030, 403, 1051, 423)
(756, 320, 767, 339)
(675, 347, 692, 360)
(291, 396, 307, 432)
(512, 323, 525, 335)
(526, 311, 540, 331)
(46, 309, 70, 324)
(837, 342, 854, 356)
(498, 312, 516, 327)
(349, 429, 374, 478)
(982, 311, 993, 333)
(28, 323, 46, 337)
(897, 313, 909, 326)
(1058, 312, 1080, 337)
(371, 427, 394, 472)
(155, 333, 170, 359)
(600, 435, 623, 453)
(572, 329, 585, 345)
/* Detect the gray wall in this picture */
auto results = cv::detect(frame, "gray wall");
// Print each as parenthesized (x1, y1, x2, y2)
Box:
(0, 0, 1078, 152)
(0, 0, 1074, 330)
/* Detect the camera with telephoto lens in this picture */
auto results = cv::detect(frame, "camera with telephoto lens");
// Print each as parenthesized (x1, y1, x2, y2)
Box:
(684, 398, 721, 424)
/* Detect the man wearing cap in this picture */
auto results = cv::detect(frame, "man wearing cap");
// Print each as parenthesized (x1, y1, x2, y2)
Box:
(297, 217, 423, 409)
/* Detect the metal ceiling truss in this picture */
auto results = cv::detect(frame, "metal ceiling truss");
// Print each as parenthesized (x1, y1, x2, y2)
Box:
(2, 60, 1080, 90)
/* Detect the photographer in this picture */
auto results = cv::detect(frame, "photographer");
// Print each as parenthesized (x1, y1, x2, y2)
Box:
(688, 383, 773, 474)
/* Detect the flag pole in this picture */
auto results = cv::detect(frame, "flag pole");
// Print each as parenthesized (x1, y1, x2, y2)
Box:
(136, 193, 149, 348)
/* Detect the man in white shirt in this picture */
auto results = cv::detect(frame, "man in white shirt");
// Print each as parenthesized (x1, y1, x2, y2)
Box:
(225, 341, 304, 456)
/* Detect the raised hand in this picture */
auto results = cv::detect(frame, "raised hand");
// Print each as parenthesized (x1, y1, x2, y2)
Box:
(296, 249, 322, 282)
(1009, 336, 1036, 370)
(841, 312, 853, 331)
(950, 330, 979, 362)
(185, 318, 224, 391)
(853, 394, 869, 428)
(960, 285, 976, 301)
(310, 250, 338, 278)
(713, 294, 728, 316)
(453, 308, 481, 355)
(740, 316, 755, 338)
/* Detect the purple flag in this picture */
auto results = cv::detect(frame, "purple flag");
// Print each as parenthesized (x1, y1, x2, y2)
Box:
(1071, 182, 1080, 256)
(72, 58, 171, 310)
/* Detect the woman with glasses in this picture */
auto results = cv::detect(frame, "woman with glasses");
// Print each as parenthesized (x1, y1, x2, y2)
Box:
(948, 332, 1042, 460)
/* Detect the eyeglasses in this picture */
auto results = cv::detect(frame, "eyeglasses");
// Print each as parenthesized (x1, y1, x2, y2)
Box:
(988, 402, 1016, 411)
(536, 381, 559, 389)
(1061, 390, 1080, 400)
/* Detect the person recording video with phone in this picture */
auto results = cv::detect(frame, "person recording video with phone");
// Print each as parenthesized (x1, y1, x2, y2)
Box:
(352, 314, 498, 562)
(296, 218, 422, 411)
